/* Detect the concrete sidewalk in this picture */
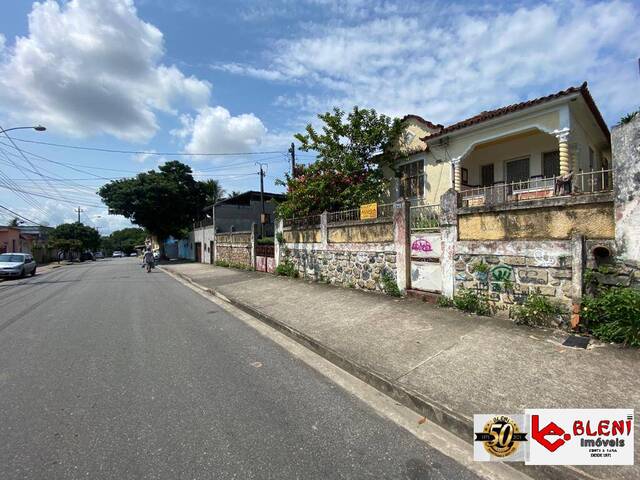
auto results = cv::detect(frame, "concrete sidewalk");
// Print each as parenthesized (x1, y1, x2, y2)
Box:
(162, 262, 640, 480)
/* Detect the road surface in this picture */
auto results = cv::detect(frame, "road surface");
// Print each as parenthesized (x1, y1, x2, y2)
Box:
(0, 259, 481, 479)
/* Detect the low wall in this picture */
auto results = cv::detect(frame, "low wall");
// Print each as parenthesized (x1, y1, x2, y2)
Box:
(327, 220, 393, 243)
(283, 228, 321, 243)
(458, 195, 614, 241)
(215, 230, 252, 267)
(285, 244, 397, 292)
(454, 240, 575, 319)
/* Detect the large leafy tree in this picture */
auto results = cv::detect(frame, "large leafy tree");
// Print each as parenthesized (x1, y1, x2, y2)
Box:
(99, 161, 210, 243)
(101, 227, 148, 255)
(276, 107, 404, 218)
(49, 223, 101, 253)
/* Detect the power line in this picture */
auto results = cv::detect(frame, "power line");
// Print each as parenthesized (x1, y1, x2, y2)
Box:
(9, 137, 285, 156)
(0, 184, 104, 207)
(0, 205, 48, 227)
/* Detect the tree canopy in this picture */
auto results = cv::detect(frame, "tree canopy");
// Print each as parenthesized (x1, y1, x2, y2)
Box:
(100, 227, 147, 255)
(49, 223, 101, 253)
(99, 161, 213, 241)
(276, 107, 403, 218)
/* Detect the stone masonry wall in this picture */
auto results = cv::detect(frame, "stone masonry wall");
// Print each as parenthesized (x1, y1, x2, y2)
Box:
(454, 251, 574, 319)
(217, 244, 251, 267)
(285, 248, 397, 292)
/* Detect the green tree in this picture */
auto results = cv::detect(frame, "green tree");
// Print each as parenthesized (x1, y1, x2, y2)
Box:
(102, 227, 147, 255)
(98, 161, 210, 252)
(276, 107, 404, 218)
(8, 217, 20, 227)
(49, 223, 101, 253)
(201, 179, 225, 205)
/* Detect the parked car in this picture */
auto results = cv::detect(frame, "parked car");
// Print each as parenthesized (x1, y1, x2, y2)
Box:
(94, 251, 104, 259)
(80, 251, 95, 262)
(112, 251, 124, 257)
(129, 252, 137, 257)
(0, 253, 37, 278)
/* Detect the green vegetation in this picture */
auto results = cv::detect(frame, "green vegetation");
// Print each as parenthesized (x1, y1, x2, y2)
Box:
(452, 288, 491, 316)
(99, 161, 220, 252)
(511, 291, 566, 328)
(276, 107, 403, 218)
(49, 223, 100, 255)
(214, 260, 252, 270)
(275, 258, 298, 278)
(582, 287, 640, 347)
(437, 296, 454, 308)
(619, 108, 639, 125)
(101, 227, 147, 255)
(381, 271, 401, 297)
(256, 237, 274, 245)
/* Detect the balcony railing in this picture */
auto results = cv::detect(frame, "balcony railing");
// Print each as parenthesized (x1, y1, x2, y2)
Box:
(283, 214, 321, 229)
(326, 203, 394, 224)
(461, 169, 612, 208)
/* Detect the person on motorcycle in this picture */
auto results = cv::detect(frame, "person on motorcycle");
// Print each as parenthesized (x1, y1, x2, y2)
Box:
(143, 247, 154, 273)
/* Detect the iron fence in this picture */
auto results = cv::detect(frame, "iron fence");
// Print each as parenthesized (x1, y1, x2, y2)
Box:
(193, 217, 214, 228)
(460, 169, 613, 208)
(326, 203, 394, 224)
(410, 203, 440, 232)
(283, 214, 321, 229)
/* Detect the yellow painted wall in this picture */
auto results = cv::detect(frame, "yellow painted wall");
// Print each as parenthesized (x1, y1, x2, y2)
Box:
(327, 222, 393, 244)
(283, 228, 321, 243)
(459, 202, 614, 240)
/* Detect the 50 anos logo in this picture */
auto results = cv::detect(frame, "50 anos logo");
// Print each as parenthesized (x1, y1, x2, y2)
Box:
(474, 415, 528, 462)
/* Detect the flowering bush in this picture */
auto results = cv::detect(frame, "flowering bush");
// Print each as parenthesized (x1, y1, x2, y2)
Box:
(511, 291, 566, 327)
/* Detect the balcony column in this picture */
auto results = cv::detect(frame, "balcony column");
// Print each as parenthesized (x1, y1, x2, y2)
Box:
(554, 128, 571, 175)
(453, 157, 462, 192)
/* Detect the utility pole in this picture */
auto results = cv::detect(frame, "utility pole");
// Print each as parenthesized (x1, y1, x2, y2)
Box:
(256, 162, 267, 238)
(288, 142, 296, 176)
(75, 206, 84, 223)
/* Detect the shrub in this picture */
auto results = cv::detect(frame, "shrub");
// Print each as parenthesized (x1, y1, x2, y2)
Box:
(381, 271, 401, 297)
(511, 291, 566, 327)
(256, 237, 274, 245)
(437, 296, 454, 308)
(215, 260, 230, 268)
(275, 258, 298, 278)
(452, 288, 491, 316)
(582, 287, 640, 346)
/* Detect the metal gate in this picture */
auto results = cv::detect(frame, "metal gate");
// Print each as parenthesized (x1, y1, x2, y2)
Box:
(255, 244, 275, 273)
(409, 204, 442, 292)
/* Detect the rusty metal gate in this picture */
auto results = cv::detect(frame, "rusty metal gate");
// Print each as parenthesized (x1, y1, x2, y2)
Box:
(409, 204, 442, 292)
(255, 244, 275, 273)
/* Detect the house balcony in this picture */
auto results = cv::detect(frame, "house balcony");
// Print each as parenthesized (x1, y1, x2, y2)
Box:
(460, 168, 612, 209)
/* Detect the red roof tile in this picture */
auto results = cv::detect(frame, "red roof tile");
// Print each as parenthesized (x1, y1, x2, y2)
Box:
(401, 114, 443, 131)
(421, 82, 610, 142)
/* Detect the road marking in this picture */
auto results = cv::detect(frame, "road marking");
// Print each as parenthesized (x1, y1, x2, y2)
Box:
(160, 268, 532, 480)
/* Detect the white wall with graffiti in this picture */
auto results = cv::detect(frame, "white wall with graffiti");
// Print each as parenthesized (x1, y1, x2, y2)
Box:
(410, 232, 443, 292)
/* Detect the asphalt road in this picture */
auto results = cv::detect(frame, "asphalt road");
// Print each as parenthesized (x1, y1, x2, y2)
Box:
(0, 259, 481, 480)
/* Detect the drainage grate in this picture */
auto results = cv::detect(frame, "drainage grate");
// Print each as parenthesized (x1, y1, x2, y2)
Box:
(562, 335, 590, 349)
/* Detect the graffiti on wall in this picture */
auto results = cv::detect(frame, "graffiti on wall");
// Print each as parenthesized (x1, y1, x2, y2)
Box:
(411, 239, 433, 253)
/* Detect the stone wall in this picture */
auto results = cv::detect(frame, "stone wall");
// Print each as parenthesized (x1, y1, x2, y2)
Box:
(612, 115, 640, 263)
(285, 247, 397, 292)
(215, 230, 252, 268)
(454, 240, 574, 320)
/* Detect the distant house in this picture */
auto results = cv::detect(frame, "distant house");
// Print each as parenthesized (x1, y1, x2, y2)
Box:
(387, 82, 611, 207)
(186, 190, 285, 263)
(202, 190, 285, 236)
(0, 226, 22, 253)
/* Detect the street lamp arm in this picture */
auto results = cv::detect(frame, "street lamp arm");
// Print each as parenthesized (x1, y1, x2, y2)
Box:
(0, 125, 46, 134)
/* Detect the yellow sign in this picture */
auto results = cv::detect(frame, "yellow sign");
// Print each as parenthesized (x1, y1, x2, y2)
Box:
(360, 202, 378, 220)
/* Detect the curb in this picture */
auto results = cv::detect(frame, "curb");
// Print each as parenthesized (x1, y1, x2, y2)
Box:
(162, 267, 593, 480)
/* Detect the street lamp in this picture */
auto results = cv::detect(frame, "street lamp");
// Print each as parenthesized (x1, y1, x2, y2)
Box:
(0, 125, 46, 134)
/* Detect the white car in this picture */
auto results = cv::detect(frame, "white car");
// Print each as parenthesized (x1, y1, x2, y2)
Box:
(0, 253, 37, 278)
(112, 251, 124, 257)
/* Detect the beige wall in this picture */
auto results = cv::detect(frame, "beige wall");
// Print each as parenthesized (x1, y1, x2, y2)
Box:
(328, 222, 393, 243)
(283, 228, 321, 243)
(459, 202, 614, 240)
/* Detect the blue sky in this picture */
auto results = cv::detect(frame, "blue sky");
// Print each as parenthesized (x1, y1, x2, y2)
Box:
(0, 0, 638, 233)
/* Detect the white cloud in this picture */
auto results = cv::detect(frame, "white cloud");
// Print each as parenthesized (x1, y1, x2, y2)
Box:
(172, 106, 267, 154)
(224, 0, 640, 125)
(0, 0, 211, 142)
